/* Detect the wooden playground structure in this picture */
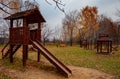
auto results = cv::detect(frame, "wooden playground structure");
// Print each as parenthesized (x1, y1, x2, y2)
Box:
(1, 7, 72, 77)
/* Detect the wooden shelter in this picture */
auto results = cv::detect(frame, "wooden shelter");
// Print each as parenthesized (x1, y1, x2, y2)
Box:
(3, 7, 45, 66)
(80, 39, 88, 49)
(96, 34, 112, 54)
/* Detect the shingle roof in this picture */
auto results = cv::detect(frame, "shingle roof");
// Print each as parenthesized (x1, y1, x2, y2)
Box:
(97, 34, 112, 42)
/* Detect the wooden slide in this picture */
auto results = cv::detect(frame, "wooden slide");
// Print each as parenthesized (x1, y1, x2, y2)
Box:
(31, 40, 72, 77)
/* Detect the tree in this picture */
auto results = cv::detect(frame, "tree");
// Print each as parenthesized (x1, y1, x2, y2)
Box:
(0, 0, 22, 15)
(80, 6, 99, 39)
(0, 0, 65, 15)
(116, 9, 120, 18)
(41, 24, 53, 45)
(62, 10, 79, 46)
(53, 26, 61, 42)
(98, 15, 119, 44)
(79, 6, 99, 49)
(115, 5, 120, 42)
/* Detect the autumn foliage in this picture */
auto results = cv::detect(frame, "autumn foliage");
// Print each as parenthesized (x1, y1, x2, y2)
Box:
(79, 6, 99, 39)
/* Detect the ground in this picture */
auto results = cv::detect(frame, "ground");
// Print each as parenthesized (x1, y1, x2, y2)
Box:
(0, 63, 117, 79)
(0, 45, 119, 79)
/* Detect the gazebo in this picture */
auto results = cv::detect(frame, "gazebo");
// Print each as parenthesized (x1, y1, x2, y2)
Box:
(96, 34, 112, 54)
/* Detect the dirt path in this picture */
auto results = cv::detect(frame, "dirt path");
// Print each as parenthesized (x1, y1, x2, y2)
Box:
(0, 64, 117, 79)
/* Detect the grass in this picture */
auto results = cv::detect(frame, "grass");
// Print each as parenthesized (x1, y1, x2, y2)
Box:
(0, 45, 120, 78)
(0, 72, 13, 79)
(46, 45, 120, 77)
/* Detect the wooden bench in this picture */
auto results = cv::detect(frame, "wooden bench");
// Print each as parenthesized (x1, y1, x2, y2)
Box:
(112, 46, 118, 51)
(60, 43, 66, 47)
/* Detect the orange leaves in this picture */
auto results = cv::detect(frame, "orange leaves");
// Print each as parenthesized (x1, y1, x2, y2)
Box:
(80, 6, 99, 38)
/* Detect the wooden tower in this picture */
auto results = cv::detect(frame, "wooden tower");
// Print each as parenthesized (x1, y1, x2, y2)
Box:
(2, 7, 72, 77)
(3, 7, 45, 66)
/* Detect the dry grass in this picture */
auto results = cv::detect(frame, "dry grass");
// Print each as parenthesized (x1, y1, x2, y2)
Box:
(0, 45, 120, 78)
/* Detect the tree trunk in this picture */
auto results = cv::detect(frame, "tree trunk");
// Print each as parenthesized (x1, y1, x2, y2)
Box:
(70, 30, 73, 46)
(43, 38, 45, 46)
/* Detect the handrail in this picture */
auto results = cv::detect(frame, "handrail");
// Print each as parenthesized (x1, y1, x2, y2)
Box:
(1, 41, 9, 57)
(1, 41, 9, 53)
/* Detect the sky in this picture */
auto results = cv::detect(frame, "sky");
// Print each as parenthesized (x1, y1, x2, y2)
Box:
(34, 0, 120, 29)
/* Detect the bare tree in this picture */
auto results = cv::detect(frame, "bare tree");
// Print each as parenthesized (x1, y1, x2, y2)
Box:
(115, 1, 120, 42)
(53, 26, 61, 41)
(98, 15, 119, 45)
(0, 0, 65, 15)
(44, 0, 65, 14)
(41, 24, 53, 45)
(62, 10, 79, 46)
(0, 0, 22, 15)
(116, 9, 120, 18)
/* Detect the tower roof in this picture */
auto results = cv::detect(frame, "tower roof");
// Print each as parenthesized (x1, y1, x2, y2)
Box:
(4, 7, 46, 23)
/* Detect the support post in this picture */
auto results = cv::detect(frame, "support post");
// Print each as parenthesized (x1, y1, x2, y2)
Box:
(37, 50, 41, 62)
(110, 41, 112, 53)
(9, 44, 13, 63)
(97, 42, 98, 53)
(22, 45, 28, 66)
(9, 19, 13, 63)
(37, 23, 41, 62)
(100, 42, 102, 53)
(107, 42, 109, 53)
(22, 17, 28, 66)
(37, 23, 41, 41)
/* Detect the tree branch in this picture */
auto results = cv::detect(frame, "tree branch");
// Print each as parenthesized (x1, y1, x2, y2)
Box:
(45, 0, 52, 5)
(0, 7, 11, 14)
(0, 1, 19, 9)
(44, 0, 66, 14)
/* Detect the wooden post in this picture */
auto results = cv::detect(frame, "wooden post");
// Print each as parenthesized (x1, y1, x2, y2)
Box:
(23, 45, 28, 66)
(100, 42, 102, 53)
(37, 50, 40, 62)
(37, 23, 41, 42)
(37, 23, 41, 62)
(22, 17, 28, 66)
(9, 45, 13, 63)
(107, 42, 109, 53)
(97, 42, 98, 53)
(9, 19, 13, 63)
(9, 19, 13, 43)
(110, 41, 112, 53)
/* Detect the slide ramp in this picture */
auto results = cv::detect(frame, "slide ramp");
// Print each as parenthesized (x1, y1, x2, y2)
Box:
(31, 40, 72, 77)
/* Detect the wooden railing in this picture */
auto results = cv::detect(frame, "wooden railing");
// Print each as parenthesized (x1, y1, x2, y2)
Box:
(10, 27, 29, 44)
